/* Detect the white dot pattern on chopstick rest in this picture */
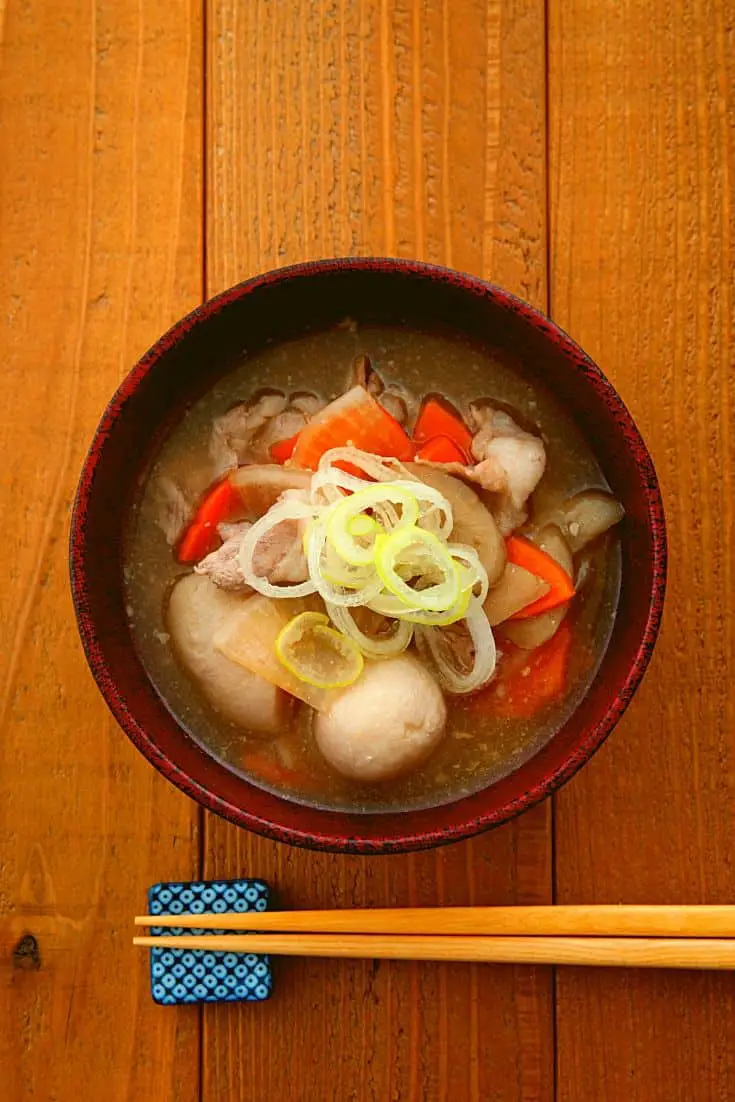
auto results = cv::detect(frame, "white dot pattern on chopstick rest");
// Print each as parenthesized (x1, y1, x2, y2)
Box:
(148, 879, 272, 1004)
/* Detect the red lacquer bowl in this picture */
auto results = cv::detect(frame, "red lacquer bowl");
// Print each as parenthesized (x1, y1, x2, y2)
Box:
(70, 259, 666, 854)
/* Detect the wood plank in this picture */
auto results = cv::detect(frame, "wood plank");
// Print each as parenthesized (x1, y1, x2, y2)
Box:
(549, 0, 735, 1097)
(204, 2, 552, 1099)
(0, 1, 202, 1099)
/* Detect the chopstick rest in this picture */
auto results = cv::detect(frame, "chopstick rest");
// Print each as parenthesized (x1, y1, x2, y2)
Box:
(147, 879, 273, 1005)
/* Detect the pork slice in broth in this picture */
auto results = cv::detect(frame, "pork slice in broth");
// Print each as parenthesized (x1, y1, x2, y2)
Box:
(468, 404, 546, 530)
(195, 485, 310, 592)
(153, 476, 196, 546)
(210, 390, 325, 470)
(414, 404, 546, 535)
(210, 391, 288, 469)
(195, 522, 253, 593)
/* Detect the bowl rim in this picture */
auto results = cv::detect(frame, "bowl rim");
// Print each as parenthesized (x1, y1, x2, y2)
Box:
(70, 256, 667, 853)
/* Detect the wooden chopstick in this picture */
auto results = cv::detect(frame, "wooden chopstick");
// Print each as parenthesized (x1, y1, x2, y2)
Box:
(134, 905, 735, 938)
(133, 933, 735, 969)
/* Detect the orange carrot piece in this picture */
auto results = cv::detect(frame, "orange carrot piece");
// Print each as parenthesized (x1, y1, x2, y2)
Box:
(334, 460, 374, 480)
(471, 620, 572, 719)
(177, 521, 221, 564)
(291, 386, 414, 470)
(241, 752, 291, 785)
(176, 477, 243, 563)
(415, 434, 470, 464)
(505, 536, 575, 619)
(413, 397, 474, 453)
(270, 432, 300, 464)
(197, 478, 242, 526)
(241, 751, 312, 790)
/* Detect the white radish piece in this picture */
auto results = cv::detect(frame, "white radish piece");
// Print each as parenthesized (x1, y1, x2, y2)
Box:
(229, 464, 312, 519)
(213, 594, 342, 712)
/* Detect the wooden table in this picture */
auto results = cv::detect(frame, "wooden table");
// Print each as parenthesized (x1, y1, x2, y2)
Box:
(1, 1, 733, 1098)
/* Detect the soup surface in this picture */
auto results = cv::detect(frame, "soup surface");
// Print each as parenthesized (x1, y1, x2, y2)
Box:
(124, 324, 621, 812)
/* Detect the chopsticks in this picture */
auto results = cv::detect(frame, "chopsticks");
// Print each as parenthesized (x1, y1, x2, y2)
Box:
(134, 905, 735, 938)
(133, 906, 735, 969)
(132, 934, 735, 969)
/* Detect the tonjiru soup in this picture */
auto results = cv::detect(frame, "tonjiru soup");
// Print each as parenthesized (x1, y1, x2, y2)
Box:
(124, 324, 622, 813)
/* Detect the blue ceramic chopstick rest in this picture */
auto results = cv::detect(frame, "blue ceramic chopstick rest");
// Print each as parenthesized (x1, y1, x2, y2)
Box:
(147, 878, 273, 1004)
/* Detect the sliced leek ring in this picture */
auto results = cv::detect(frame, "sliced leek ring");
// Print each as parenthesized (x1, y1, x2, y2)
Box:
(449, 543, 490, 605)
(374, 526, 461, 612)
(415, 599, 497, 694)
(326, 603, 414, 659)
(275, 611, 364, 689)
(326, 484, 419, 566)
(366, 583, 472, 627)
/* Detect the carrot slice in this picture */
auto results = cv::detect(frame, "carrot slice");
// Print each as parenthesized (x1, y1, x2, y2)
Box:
(176, 521, 221, 564)
(334, 460, 374, 480)
(270, 432, 300, 464)
(505, 536, 575, 619)
(176, 477, 241, 563)
(197, 478, 242, 526)
(291, 386, 414, 470)
(240, 750, 318, 790)
(473, 620, 572, 718)
(415, 434, 470, 464)
(413, 397, 474, 454)
(241, 752, 296, 787)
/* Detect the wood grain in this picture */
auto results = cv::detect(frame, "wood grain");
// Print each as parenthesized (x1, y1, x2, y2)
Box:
(3, 0, 732, 1096)
(549, 0, 735, 1097)
(204, 2, 552, 1100)
(0, 1, 202, 1098)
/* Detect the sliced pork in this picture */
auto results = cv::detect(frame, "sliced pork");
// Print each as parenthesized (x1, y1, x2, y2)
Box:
(210, 389, 325, 471)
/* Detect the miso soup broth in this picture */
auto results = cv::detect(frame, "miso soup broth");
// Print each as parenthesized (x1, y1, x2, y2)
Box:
(124, 324, 621, 813)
